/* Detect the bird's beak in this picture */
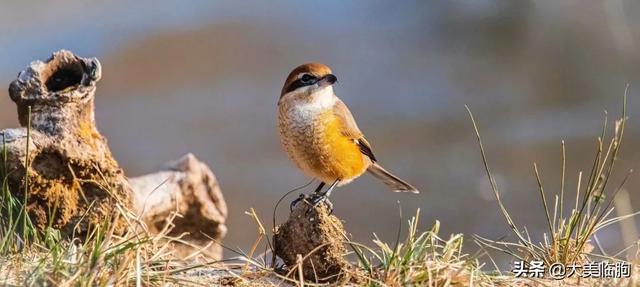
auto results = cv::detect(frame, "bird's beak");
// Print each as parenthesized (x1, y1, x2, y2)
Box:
(318, 74, 337, 87)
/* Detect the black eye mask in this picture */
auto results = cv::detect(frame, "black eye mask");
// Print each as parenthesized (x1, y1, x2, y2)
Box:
(285, 75, 319, 94)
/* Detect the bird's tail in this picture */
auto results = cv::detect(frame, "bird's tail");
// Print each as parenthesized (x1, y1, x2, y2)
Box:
(367, 162, 419, 194)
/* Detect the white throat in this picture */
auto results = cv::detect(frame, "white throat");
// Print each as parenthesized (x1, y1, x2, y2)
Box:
(309, 86, 337, 109)
(282, 86, 337, 127)
(284, 85, 337, 110)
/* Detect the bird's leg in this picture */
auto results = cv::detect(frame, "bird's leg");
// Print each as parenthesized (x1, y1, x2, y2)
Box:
(313, 181, 328, 194)
(290, 182, 325, 211)
(310, 179, 340, 213)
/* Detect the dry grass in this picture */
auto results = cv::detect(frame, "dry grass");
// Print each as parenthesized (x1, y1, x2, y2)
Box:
(350, 210, 494, 286)
(466, 92, 639, 286)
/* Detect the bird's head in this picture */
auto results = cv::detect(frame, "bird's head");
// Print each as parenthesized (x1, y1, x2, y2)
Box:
(279, 63, 338, 105)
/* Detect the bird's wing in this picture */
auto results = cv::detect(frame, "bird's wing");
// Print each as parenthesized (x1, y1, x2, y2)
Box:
(333, 100, 377, 162)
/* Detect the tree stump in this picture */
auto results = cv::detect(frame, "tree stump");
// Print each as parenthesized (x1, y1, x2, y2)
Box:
(0, 50, 227, 259)
(2, 50, 131, 235)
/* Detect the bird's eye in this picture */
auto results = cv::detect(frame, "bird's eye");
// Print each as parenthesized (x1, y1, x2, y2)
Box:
(300, 74, 314, 84)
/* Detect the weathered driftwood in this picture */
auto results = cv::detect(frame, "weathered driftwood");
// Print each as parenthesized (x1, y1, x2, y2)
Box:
(130, 153, 227, 259)
(273, 203, 353, 283)
(0, 50, 227, 259)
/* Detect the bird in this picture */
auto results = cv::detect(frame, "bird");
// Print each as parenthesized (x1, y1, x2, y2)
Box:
(277, 63, 419, 211)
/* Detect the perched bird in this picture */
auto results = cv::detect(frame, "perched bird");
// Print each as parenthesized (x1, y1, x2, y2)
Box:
(278, 63, 419, 210)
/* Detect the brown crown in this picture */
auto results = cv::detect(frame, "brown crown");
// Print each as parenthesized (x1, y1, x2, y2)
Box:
(281, 62, 333, 95)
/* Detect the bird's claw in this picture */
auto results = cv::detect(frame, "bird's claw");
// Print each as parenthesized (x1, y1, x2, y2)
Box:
(290, 193, 334, 215)
(306, 194, 334, 215)
(290, 193, 308, 211)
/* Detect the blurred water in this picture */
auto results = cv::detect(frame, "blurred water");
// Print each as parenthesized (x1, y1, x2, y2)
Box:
(1, 1, 640, 266)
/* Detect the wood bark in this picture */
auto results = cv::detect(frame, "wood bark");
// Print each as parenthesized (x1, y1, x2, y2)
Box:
(130, 153, 227, 259)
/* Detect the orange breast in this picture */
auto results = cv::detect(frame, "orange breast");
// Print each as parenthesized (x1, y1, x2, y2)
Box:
(305, 111, 368, 182)
(279, 103, 369, 184)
